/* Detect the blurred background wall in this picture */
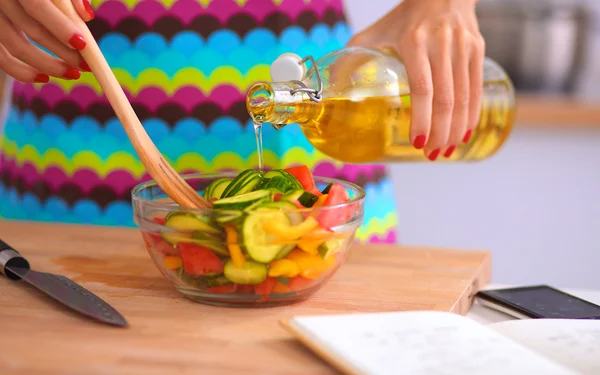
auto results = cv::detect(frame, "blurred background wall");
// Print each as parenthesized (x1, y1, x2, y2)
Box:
(344, 0, 600, 289)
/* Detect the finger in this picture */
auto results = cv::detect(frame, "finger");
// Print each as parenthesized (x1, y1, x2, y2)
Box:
(0, 13, 80, 79)
(18, 0, 87, 51)
(71, 0, 95, 22)
(399, 29, 433, 150)
(425, 24, 454, 161)
(466, 36, 485, 144)
(0, 0, 84, 68)
(0, 42, 48, 83)
(443, 30, 470, 158)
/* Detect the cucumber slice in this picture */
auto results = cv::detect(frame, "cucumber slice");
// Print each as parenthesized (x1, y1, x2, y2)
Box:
(318, 237, 345, 260)
(214, 211, 244, 225)
(162, 213, 222, 244)
(241, 209, 290, 263)
(281, 189, 319, 207)
(177, 269, 230, 288)
(254, 176, 296, 194)
(212, 190, 271, 211)
(205, 276, 233, 288)
(187, 234, 229, 257)
(204, 178, 232, 200)
(258, 201, 303, 225)
(321, 182, 334, 194)
(221, 169, 263, 198)
(223, 259, 267, 285)
(264, 169, 303, 189)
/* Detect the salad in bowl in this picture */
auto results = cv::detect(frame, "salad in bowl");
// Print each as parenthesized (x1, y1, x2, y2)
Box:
(132, 165, 365, 307)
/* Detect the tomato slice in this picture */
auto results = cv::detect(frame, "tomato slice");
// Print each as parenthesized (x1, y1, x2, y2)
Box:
(254, 277, 277, 302)
(153, 217, 166, 225)
(207, 284, 237, 294)
(285, 165, 316, 191)
(179, 242, 224, 276)
(316, 183, 352, 229)
(288, 276, 316, 293)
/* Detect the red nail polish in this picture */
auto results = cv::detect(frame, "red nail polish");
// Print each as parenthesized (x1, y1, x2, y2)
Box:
(34, 74, 49, 83)
(413, 134, 426, 149)
(463, 129, 472, 143)
(443, 145, 456, 158)
(63, 67, 81, 80)
(79, 60, 91, 72)
(69, 34, 86, 50)
(83, 0, 95, 20)
(428, 148, 441, 161)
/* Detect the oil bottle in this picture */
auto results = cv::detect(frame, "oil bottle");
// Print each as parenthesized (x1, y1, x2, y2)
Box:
(246, 47, 515, 163)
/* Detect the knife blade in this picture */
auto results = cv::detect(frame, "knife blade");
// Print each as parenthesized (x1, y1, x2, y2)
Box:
(0, 238, 128, 327)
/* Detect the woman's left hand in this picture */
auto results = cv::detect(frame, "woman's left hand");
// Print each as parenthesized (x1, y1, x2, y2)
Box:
(347, 0, 485, 160)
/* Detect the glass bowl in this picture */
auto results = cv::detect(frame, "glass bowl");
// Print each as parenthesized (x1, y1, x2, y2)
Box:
(132, 172, 365, 307)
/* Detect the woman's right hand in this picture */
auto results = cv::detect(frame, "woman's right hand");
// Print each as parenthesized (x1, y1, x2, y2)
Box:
(0, 0, 95, 83)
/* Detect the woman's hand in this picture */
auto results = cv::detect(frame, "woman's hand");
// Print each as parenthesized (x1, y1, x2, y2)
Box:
(0, 0, 95, 84)
(347, 0, 484, 160)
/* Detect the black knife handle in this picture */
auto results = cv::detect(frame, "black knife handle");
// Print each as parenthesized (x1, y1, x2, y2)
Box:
(0, 238, 31, 280)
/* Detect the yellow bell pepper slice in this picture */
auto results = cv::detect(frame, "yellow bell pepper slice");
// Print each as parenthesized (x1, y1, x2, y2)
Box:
(263, 216, 319, 240)
(225, 226, 245, 268)
(312, 194, 328, 208)
(268, 259, 300, 278)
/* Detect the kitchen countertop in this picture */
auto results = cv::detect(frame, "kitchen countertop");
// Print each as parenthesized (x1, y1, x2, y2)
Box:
(515, 94, 600, 128)
(0, 220, 491, 375)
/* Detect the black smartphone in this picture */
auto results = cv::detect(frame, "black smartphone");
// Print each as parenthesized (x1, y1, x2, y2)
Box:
(475, 285, 600, 320)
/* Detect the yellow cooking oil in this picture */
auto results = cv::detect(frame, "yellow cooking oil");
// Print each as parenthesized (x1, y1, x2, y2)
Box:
(247, 47, 515, 164)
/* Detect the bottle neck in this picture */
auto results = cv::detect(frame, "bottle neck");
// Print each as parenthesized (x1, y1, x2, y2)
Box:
(246, 81, 316, 129)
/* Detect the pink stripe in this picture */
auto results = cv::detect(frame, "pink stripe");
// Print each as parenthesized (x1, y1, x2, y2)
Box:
(367, 230, 398, 244)
(95, 0, 343, 25)
(95, 0, 130, 28)
(311, 161, 386, 184)
(13, 84, 241, 113)
(0, 156, 144, 197)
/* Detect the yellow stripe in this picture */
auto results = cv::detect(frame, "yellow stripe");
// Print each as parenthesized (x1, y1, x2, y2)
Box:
(43, 66, 270, 95)
(2, 140, 347, 178)
(355, 212, 398, 240)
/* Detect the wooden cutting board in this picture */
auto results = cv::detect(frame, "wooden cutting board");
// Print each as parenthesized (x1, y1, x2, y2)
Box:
(0, 220, 491, 375)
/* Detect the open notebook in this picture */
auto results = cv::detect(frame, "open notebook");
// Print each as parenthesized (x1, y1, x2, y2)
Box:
(281, 311, 600, 375)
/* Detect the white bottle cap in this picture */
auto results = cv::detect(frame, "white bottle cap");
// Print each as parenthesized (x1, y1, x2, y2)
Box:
(270, 53, 306, 82)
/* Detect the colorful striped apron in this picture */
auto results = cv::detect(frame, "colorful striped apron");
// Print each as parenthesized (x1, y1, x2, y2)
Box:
(0, 0, 398, 244)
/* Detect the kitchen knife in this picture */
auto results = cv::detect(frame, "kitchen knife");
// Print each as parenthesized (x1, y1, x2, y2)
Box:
(0, 238, 128, 327)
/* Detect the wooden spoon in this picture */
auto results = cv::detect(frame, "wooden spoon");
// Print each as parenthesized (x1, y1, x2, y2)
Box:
(52, 0, 211, 209)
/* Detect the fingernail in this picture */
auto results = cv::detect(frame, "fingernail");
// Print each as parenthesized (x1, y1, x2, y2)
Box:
(463, 129, 472, 143)
(79, 60, 91, 72)
(63, 67, 81, 80)
(69, 34, 86, 50)
(413, 134, 427, 149)
(83, 0, 95, 20)
(428, 148, 441, 161)
(34, 74, 49, 83)
(443, 145, 456, 158)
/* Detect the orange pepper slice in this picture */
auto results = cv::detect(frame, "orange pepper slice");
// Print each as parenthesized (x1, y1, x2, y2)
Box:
(225, 226, 245, 267)
(297, 238, 322, 256)
(268, 259, 300, 278)
(163, 255, 182, 270)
